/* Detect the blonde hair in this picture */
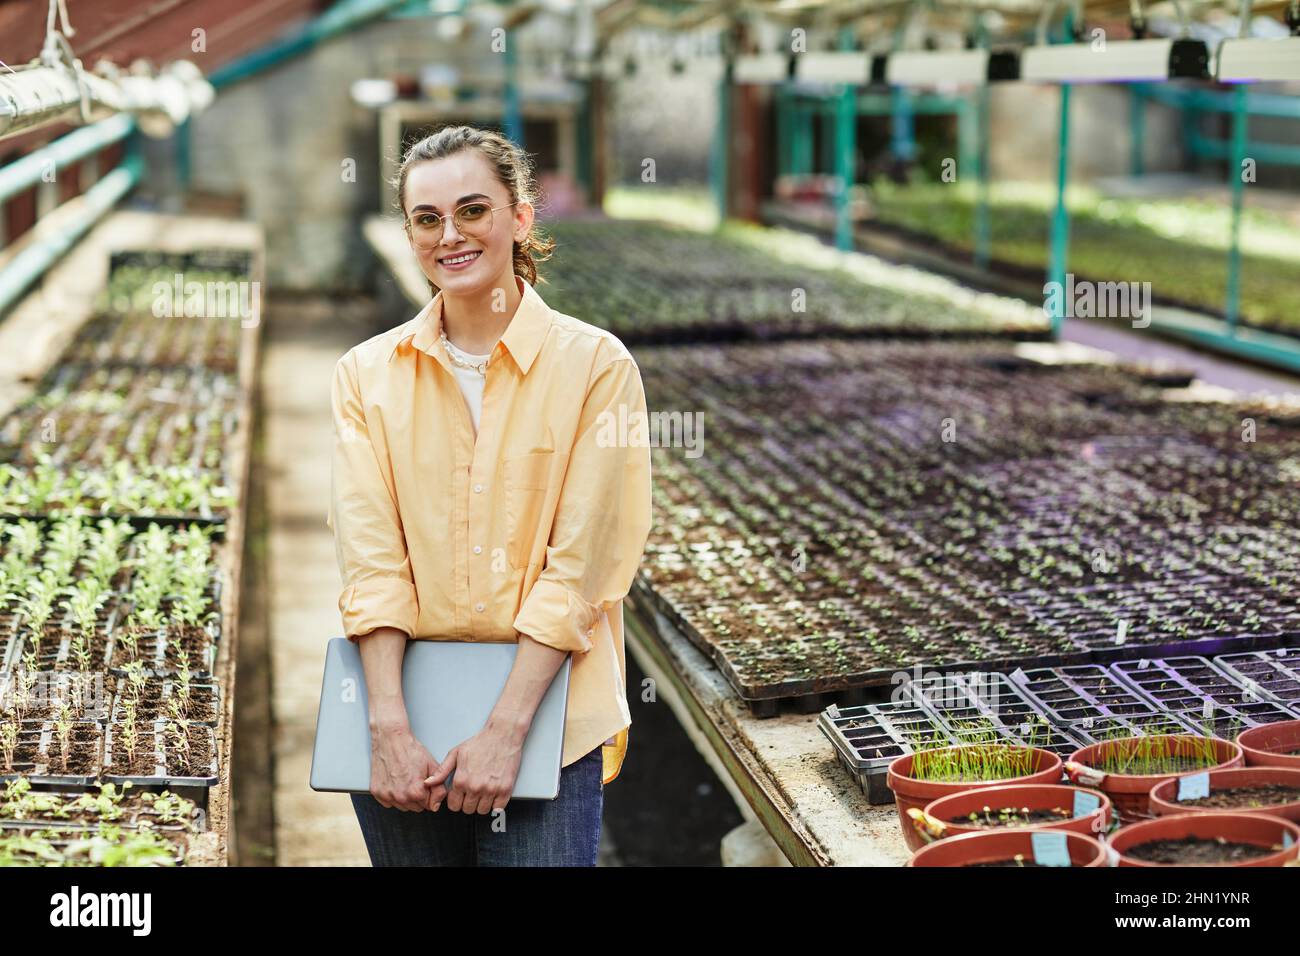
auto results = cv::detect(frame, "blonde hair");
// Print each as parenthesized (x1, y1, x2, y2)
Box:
(392, 125, 555, 295)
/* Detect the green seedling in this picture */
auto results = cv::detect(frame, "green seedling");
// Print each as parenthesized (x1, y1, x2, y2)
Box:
(120, 699, 139, 762)
(1090, 733, 1222, 776)
(910, 740, 1040, 783)
(54, 703, 73, 774)
(0, 721, 17, 772)
(164, 718, 191, 774)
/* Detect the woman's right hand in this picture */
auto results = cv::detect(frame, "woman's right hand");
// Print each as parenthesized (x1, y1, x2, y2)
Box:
(356, 627, 434, 811)
(369, 719, 440, 811)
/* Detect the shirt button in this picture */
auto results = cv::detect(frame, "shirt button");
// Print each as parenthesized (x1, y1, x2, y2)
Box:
(473, 483, 483, 493)
(475, 603, 485, 612)
(473, 545, 482, 554)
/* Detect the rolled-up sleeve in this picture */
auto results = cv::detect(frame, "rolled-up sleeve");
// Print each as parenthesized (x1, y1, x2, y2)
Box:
(328, 353, 419, 642)
(512, 354, 653, 654)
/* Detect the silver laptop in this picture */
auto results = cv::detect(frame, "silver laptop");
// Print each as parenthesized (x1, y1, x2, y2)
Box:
(310, 638, 571, 799)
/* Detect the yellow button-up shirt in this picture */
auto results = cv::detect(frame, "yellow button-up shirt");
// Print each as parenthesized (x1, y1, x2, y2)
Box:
(327, 274, 653, 784)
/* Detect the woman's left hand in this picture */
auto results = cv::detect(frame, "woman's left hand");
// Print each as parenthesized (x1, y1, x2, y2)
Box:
(425, 724, 525, 815)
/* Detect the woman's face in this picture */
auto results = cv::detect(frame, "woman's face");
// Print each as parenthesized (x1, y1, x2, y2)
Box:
(403, 149, 533, 298)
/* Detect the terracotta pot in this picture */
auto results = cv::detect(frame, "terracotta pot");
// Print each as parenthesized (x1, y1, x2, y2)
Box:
(914, 784, 1112, 842)
(888, 746, 1064, 852)
(1237, 720, 1300, 769)
(1108, 812, 1300, 867)
(909, 828, 1108, 867)
(1149, 766, 1300, 822)
(1066, 736, 1243, 824)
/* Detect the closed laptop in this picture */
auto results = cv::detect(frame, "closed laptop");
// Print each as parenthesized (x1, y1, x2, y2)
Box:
(310, 638, 571, 799)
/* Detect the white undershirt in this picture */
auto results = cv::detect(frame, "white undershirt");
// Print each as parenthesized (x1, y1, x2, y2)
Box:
(441, 338, 492, 435)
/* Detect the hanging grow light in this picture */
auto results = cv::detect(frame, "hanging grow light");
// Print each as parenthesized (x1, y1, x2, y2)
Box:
(793, 51, 874, 85)
(884, 49, 1021, 86)
(733, 52, 793, 84)
(1215, 36, 1300, 81)
(1019, 38, 1209, 83)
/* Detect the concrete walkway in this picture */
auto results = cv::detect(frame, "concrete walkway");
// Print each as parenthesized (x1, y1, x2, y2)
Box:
(263, 292, 377, 866)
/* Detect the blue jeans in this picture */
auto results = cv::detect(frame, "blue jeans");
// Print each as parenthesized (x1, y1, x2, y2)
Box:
(350, 746, 604, 866)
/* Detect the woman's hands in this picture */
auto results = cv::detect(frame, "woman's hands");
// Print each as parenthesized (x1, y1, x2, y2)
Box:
(423, 636, 568, 814)
(424, 720, 526, 814)
(369, 720, 442, 811)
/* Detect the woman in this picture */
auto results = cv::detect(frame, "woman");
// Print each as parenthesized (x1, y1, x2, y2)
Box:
(327, 125, 653, 866)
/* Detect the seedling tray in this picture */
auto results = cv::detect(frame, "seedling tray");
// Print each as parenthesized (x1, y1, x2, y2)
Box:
(1212, 649, 1300, 706)
(0, 719, 105, 786)
(818, 701, 953, 804)
(0, 669, 112, 722)
(106, 622, 220, 680)
(110, 679, 221, 727)
(1061, 711, 1204, 746)
(1111, 655, 1300, 723)
(103, 720, 219, 788)
(666, 592, 1085, 717)
(0, 821, 188, 865)
(4, 511, 230, 534)
(1008, 665, 1162, 723)
(908, 672, 1086, 761)
(0, 806, 206, 833)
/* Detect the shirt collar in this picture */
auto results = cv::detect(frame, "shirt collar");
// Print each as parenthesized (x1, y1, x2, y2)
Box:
(386, 274, 551, 376)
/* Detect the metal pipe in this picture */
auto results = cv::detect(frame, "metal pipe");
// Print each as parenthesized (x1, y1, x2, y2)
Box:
(0, 65, 113, 141)
(0, 59, 214, 144)
(207, 0, 415, 90)
(0, 113, 134, 204)
(0, 154, 142, 318)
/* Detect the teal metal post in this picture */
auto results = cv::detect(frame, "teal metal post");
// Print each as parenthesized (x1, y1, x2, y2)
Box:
(792, 98, 814, 174)
(1225, 84, 1248, 335)
(975, 81, 991, 271)
(834, 28, 857, 250)
(891, 86, 915, 164)
(503, 29, 523, 145)
(712, 51, 733, 224)
(1130, 86, 1146, 176)
(835, 88, 856, 249)
(1048, 82, 1072, 340)
(956, 97, 977, 185)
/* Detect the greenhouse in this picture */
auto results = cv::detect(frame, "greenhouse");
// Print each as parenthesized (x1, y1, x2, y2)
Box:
(3, 0, 1300, 899)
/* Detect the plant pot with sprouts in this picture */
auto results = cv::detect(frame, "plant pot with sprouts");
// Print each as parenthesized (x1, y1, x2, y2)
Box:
(887, 744, 1064, 852)
(1236, 720, 1300, 769)
(908, 829, 1108, 867)
(1107, 812, 1300, 867)
(1066, 735, 1243, 824)
(911, 783, 1113, 843)
(1149, 766, 1300, 822)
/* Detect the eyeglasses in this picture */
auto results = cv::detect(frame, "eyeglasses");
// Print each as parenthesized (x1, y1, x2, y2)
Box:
(404, 200, 520, 249)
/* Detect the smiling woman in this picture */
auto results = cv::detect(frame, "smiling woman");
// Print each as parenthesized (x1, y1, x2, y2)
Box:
(329, 125, 653, 868)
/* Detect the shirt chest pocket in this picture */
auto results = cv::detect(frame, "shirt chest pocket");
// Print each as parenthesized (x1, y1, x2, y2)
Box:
(503, 451, 553, 569)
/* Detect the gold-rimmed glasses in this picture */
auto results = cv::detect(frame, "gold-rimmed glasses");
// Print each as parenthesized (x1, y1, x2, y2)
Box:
(404, 200, 520, 249)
